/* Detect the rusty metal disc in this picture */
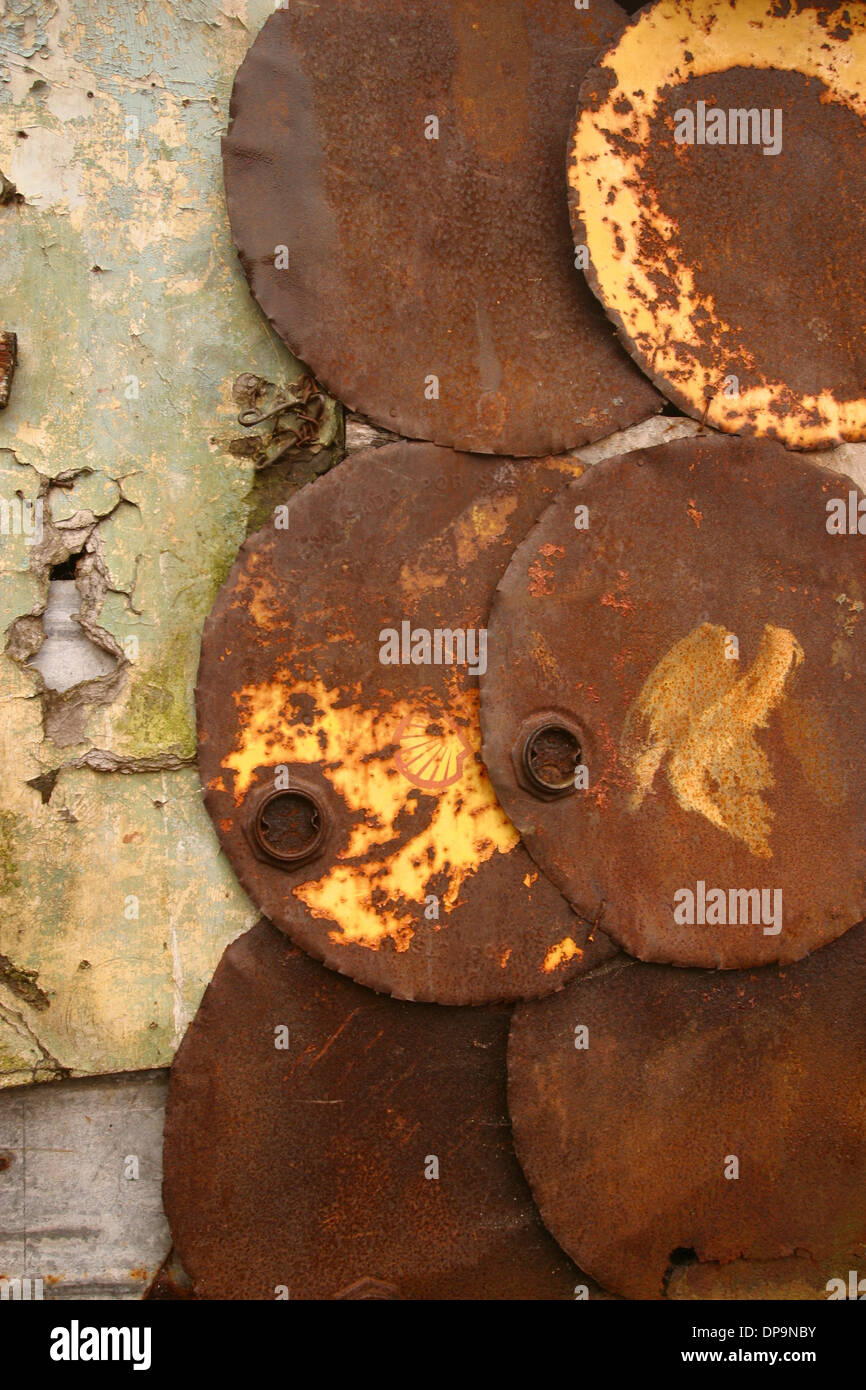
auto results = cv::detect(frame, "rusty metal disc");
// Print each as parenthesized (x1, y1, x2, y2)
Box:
(480, 434, 866, 969)
(508, 920, 866, 1300)
(568, 0, 866, 450)
(222, 1, 660, 457)
(163, 918, 607, 1301)
(196, 443, 617, 1004)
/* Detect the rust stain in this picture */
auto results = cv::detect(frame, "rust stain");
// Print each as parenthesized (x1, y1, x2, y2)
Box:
(452, 1, 529, 164)
(222, 679, 516, 955)
(600, 571, 635, 616)
(528, 544, 564, 597)
(248, 576, 279, 630)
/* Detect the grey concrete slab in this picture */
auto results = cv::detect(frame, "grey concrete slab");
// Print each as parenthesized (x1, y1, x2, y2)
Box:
(0, 1070, 169, 1300)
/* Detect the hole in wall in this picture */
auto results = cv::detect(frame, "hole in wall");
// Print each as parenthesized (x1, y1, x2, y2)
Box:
(28, 552, 121, 693)
(49, 552, 83, 581)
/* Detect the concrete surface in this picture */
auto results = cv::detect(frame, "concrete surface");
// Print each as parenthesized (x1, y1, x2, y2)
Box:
(0, 1069, 169, 1299)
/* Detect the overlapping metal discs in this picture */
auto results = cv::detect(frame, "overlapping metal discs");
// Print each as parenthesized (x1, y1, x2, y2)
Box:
(166, 0, 866, 1299)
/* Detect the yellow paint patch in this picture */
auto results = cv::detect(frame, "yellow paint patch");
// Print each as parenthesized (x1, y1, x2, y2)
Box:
(836, 592, 864, 639)
(543, 937, 582, 972)
(398, 557, 449, 605)
(247, 575, 278, 630)
(570, 0, 866, 447)
(622, 623, 812, 858)
(454, 496, 518, 568)
(222, 677, 519, 951)
(529, 631, 561, 685)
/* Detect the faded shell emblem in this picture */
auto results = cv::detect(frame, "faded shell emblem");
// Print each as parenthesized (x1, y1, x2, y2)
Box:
(394, 711, 472, 791)
(622, 623, 843, 860)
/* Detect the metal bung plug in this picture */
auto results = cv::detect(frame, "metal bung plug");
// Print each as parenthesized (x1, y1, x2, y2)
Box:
(516, 717, 585, 800)
(246, 784, 331, 868)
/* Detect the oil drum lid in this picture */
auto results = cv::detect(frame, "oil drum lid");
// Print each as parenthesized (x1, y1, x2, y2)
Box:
(196, 443, 617, 1004)
(479, 434, 866, 969)
(507, 921, 866, 1300)
(568, 0, 866, 449)
(163, 919, 604, 1301)
(222, 0, 659, 456)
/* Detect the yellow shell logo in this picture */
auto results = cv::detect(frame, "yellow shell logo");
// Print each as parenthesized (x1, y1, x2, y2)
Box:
(393, 711, 471, 791)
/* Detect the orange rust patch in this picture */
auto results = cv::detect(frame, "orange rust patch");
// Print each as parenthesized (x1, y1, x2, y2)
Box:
(528, 544, 564, 597)
(600, 572, 635, 616)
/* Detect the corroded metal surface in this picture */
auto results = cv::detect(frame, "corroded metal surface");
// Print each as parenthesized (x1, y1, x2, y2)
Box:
(143, 1249, 198, 1302)
(222, 0, 660, 457)
(666, 1254, 866, 1302)
(480, 435, 866, 969)
(163, 919, 606, 1301)
(569, 0, 866, 449)
(197, 443, 617, 1003)
(508, 921, 866, 1301)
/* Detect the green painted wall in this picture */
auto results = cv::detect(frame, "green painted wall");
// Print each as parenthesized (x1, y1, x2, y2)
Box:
(0, 0, 337, 1084)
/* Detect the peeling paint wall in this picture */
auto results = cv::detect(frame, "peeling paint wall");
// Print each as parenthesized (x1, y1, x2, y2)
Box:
(0, 0, 338, 1085)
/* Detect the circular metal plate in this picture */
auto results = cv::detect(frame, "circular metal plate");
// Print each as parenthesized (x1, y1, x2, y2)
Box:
(197, 444, 617, 1003)
(163, 919, 605, 1301)
(568, 0, 866, 449)
(222, 0, 660, 456)
(480, 434, 866, 969)
(508, 922, 866, 1300)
